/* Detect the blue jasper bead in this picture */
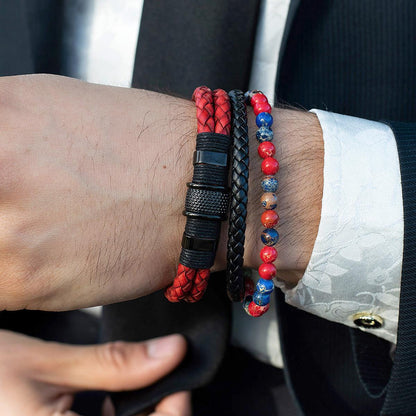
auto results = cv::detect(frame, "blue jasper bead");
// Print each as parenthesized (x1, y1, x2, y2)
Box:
(256, 112, 273, 128)
(261, 176, 279, 193)
(244, 89, 262, 103)
(243, 295, 253, 314)
(256, 278, 275, 294)
(253, 291, 271, 306)
(261, 228, 279, 246)
(256, 127, 274, 142)
(244, 90, 254, 102)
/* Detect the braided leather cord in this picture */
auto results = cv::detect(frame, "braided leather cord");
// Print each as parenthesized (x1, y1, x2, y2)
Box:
(213, 88, 232, 135)
(165, 87, 231, 303)
(165, 87, 215, 302)
(226, 90, 249, 302)
(183, 88, 231, 303)
(185, 268, 211, 303)
(164, 264, 196, 302)
(193, 86, 215, 133)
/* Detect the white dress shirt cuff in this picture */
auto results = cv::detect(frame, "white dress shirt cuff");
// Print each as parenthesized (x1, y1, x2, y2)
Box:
(278, 110, 403, 344)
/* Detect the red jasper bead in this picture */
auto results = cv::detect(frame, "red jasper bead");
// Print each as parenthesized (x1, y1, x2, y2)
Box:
(250, 92, 267, 106)
(258, 263, 277, 280)
(258, 141, 276, 158)
(248, 301, 270, 317)
(261, 210, 280, 228)
(261, 157, 279, 175)
(260, 246, 278, 263)
(253, 102, 272, 115)
(244, 278, 255, 296)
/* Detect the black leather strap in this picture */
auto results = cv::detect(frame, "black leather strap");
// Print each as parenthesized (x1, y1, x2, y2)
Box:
(180, 131, 231, 269)
(180, 218, 220, 268)
(193, 150, 228, 167)
(226, 89, 249, 302)
(181, 235, 217, 252)
(184, 184, 229, 221)
(192, 133, 230, 186)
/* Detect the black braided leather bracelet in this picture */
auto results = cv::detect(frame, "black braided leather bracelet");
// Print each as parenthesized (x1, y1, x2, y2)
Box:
(226, 89, 249, 302)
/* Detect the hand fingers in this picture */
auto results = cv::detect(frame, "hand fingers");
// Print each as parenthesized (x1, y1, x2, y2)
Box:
(101, 391, 192, 416)
(154, 391, 192, 416)
(102, 396, 115, 416)
(35, 334, 187, 392)
(0, 331, 188, 415)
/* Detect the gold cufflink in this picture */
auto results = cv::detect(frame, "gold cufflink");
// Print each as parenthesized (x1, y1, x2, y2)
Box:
(352, 312, 384, 329)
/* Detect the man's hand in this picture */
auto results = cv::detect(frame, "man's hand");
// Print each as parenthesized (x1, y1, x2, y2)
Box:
(0, 330, 190, 416)
(0, 74, 323, 310)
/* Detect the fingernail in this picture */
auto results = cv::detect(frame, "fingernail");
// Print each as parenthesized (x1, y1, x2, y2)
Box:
(146, 334, 184, 359)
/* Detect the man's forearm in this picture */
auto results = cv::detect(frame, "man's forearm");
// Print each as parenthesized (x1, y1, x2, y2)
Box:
(0, 75, 323, 310)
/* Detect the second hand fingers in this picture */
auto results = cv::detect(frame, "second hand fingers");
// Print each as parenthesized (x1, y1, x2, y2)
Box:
(134, 391, 192, 416)
(154, 391, 192, 416)
(37, 335, 186, 392)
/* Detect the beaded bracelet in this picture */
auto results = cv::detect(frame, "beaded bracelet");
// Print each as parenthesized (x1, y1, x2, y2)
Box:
(165, 86, 232, 303)
(243, 90, 279, 317)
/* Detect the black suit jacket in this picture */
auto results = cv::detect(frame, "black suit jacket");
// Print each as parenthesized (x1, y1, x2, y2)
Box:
(1, 1, 416, 415)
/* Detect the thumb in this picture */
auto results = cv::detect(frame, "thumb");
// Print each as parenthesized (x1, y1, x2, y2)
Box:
(37, 334, 187, 392)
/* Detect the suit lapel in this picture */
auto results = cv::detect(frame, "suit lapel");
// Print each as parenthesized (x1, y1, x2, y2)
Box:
(0, 0, 34, 76)
(132, 0, 260, 98)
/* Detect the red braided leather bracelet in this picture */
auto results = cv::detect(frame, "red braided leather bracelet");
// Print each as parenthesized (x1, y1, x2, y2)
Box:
(165, 86, 231, 303)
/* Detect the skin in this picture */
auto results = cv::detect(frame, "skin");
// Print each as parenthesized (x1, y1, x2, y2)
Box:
(0, 74, 323, 412)
(0, 74, 323, 311)
(0, 330, 190, 415)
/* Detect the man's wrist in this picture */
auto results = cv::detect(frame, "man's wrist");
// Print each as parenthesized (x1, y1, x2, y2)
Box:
(160, 97, 324, 283)
(214, 108, 324, 281)
(137, 94, 324, 285)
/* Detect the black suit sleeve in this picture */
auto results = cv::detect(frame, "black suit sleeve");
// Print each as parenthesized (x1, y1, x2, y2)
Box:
(380, 122, 416, 415)
(276, 122, 416, 416)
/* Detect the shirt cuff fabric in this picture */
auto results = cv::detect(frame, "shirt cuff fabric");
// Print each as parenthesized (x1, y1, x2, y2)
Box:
(279, 110, 403, 344)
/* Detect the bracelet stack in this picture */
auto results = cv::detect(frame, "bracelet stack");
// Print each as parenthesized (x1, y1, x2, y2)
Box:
(165, 86, 278, 318)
